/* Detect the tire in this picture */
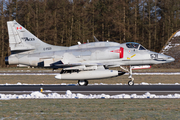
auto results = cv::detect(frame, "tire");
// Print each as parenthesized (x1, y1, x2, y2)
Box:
(128, 80, 134, 86)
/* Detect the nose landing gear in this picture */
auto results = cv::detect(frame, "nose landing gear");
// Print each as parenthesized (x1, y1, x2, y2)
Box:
(128, 66, 134, 86)
(120, 66, 135, 86)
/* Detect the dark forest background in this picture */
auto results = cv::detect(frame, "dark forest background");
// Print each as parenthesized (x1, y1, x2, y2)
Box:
(0, 0, 180, 67)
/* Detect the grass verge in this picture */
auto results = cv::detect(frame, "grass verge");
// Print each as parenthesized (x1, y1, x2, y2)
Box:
(0, 99, 180, 119)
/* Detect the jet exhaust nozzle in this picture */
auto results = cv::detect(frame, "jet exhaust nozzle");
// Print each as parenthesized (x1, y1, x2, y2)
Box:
(5, 57, 9, 65)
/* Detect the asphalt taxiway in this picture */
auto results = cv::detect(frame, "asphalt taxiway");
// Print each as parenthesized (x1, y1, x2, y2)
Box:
(0, 85, 180, 95)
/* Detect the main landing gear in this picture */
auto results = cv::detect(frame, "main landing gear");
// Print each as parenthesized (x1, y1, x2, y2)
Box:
(120, 66, 134, 86)
(78, 80, 89, 86)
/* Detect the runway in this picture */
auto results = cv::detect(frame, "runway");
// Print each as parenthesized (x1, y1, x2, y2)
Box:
(0, 85, 180, 95)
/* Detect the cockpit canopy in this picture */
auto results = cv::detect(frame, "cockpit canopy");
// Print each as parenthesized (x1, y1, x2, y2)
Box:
(126, 42, 146, 50)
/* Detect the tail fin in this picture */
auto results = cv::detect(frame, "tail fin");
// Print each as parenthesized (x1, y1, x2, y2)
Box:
(7, 20, 67, 54)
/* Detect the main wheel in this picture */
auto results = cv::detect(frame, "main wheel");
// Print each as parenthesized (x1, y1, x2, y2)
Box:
(78, 80, 89, 86)
(128, 80, 134, 86)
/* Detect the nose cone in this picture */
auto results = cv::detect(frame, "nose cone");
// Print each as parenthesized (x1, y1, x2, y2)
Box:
(150, 52, 175, 64)
(167, 56, 175, 63)
(159, 53, 175, 63)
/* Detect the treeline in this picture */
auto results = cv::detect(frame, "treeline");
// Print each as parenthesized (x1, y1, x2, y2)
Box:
(0, 0, 180, 67)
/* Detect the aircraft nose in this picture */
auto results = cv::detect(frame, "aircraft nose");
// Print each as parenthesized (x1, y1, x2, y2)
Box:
(157, 53, 175, 63)
(167, 56, 175, 62)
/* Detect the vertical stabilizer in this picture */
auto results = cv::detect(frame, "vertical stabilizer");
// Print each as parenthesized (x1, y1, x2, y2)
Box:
(7, 20, 35, 53)
(7, 20, 67, 54)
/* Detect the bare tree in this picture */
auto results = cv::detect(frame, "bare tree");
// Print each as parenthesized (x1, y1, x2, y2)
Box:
(1, 0, 5, 67)
(148, 0, 151, 49)
(35, 0, 39, 37)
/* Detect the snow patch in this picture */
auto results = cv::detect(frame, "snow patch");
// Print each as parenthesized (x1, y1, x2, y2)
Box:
(162, 41, 180, 53)
(174, 31, 180, 37)
(140, 82, 149, 85)
(17, 82, 22, 85)
(66, 90, 72, 95)
(0, 90, 180, 99)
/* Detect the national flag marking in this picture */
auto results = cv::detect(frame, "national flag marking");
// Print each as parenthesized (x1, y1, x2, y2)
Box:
(17, 27, 22, 30)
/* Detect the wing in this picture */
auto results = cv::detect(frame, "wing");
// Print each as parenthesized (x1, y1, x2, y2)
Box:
(50, 61, 103, 70)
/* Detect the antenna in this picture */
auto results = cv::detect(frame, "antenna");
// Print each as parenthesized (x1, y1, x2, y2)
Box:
(77, 42, 81, 45)
(93, 36, 99, 42)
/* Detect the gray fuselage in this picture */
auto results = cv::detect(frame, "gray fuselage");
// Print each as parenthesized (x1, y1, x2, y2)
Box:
(7, 42, 175, 68)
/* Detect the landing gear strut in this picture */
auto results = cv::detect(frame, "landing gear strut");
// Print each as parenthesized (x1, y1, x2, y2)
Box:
(120, 66, 134, 86)
(128, 66, 134, 86)
(78, 80, 89, 86)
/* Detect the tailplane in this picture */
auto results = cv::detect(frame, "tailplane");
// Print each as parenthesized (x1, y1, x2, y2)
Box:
(7, 20, 67, 54)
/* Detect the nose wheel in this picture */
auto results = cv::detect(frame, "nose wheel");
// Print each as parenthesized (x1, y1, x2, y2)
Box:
(128, 80, 134, 86)
(120, 66, 135, 86)
(128, 67, 134, 86)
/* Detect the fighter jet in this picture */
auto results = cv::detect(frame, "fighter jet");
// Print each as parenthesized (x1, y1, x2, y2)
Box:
(5, 20, 175, 86)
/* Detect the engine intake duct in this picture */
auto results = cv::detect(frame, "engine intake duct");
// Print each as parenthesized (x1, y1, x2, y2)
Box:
(118, 71, 126, 76)
(5, 57, 9, 65)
